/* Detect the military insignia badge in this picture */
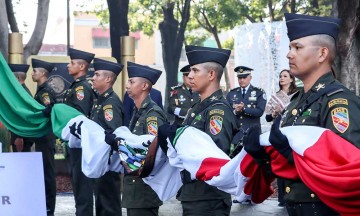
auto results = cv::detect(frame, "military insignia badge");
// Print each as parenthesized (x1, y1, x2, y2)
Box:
(42, 93, 51, 105)
(251, 91, 256, 97)
(331, 107, 349, 133)
(147, 120, 158, 135)
(75, 86, 84, 101)
(209, 115, 223, 135)
(104, 109, 113, 121)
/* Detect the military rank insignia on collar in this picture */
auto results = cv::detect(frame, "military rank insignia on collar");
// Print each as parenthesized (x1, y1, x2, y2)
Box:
(210, 96, 217, 101)
(315, 83, 325, 91)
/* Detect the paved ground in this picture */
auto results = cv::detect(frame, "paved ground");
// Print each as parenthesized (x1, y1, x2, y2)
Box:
(55, 193, 288, 216)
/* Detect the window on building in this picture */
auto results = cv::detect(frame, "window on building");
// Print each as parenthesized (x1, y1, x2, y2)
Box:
(93, 37, 110, 48)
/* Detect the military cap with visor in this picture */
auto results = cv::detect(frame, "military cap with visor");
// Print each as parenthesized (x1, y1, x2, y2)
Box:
(235, 66, 253, 78)
(127, 61, 162, 85)
(93, 58, 124, 76)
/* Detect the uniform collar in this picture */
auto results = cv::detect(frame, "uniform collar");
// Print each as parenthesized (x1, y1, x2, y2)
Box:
(98, 87, 113, 103)
(74, 75, 87, 83)
(37, 81, 48, 91)
(202, 89, 223, 103)
(140, 94, 152, 110)
(310, 72, 335, 93)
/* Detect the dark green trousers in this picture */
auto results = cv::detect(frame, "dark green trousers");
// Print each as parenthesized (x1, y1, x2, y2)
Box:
(127, 207, 159, 216)
(181, 199, 231, 216)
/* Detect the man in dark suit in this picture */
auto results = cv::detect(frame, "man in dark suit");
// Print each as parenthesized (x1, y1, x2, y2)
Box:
(226, 66, 267, 147)
(123, 88, 163, 127)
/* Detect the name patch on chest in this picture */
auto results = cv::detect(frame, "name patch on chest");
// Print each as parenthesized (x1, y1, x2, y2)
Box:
(209, 109, 224, 116)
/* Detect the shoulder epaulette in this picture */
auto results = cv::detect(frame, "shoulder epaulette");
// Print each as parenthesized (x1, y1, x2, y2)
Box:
(171, 85, 182, 90)
(229, 87, 240, 92)
(327, 88, 343, 97)
(253, 86, 265, 93)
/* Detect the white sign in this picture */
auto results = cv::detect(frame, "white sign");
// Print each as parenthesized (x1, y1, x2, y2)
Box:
(0, 153, 46, 216)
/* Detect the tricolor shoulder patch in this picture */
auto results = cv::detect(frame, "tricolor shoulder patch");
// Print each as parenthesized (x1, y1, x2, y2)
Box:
(42, 93, 50, 105)
(75, 86, 84, 101)
(331, 107, 349, 133)
(209, 115, 223, 135)
(104, 108, 113, 121)
(147, 120, 158, 135)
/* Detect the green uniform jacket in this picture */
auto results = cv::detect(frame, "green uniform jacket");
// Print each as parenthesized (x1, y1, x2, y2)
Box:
(122, 95, 167, 208)
(168, 84, 200, 125)
(90, 88, 124, 131)
(34, 81, 57, 106)
(64, 75, 95, 117)
(281, 72, 360, 203)
(177, 89, 239, 202)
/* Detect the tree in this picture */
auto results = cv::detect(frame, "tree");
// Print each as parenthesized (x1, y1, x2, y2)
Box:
(94, 0, 129, 63)
(336, 0, 360, 95)
(127, 0, 191, 111)
(0, 0, 50, 63)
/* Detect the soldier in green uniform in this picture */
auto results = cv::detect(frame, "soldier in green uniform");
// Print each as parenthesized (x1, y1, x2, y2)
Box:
(177, 46, 239, 216)
(90, 58, 124, 216)
(31, 58, 57, 216)
(226, 66, 267, 154)
(64, 48, 95, 216)
(268, 13, 360, 216)
(123, 61, 166, 216)
(8, 64, 33, 152)
(168, 65, 199, 125)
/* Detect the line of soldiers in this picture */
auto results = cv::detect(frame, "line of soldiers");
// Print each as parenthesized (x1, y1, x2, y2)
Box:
(7, 12, 360, 216)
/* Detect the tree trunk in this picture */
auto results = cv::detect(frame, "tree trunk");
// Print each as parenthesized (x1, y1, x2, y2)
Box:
(268, 0, 275, 21)
(337, 0, 360, 95)
(6, 0, 19, 32)
(0, 0, 9, 61)
(23, 0, 50, 63)
(107, 0, 129, 63)
(290, 0, 296, 13)
(159, 0, 190, 117)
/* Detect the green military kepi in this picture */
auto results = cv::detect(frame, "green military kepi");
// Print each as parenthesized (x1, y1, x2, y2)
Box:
(180, 65, 191, 74)
(93, 58, 123, 76)
(31, 58, 55, 72)
(185, 45, 231, 67)
(127, 61, 162, 84)
(68, 48, 95, 64)
(285, 13, 340, 41)
(9, 64, 30, 73)
(235, 66, 253, 78)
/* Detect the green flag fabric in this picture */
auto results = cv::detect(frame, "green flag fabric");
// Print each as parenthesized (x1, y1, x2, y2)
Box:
(0, 53, 82, 138)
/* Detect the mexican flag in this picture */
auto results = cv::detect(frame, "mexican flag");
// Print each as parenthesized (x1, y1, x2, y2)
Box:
(1, 52, 360, 215)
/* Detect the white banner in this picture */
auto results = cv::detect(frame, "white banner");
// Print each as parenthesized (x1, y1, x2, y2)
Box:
(0, 152, 46, 216)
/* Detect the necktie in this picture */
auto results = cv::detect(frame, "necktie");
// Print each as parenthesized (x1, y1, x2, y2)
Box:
(242, 88, 246, 98)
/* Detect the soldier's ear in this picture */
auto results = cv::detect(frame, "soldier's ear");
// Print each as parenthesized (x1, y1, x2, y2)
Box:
(208, 69, 216, 81)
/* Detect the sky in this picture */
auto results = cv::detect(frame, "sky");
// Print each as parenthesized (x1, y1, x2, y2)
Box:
(12, 0, 104, 44)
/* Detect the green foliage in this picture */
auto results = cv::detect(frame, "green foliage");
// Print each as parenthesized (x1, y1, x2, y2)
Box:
(222, 37, 234, 50)
(185, 30, 209, 46)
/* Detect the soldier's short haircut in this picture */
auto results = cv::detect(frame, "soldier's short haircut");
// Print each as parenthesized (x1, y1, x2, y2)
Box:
(139, 77, 152, 92)
(76, 59, 90, 70)
(103, 70, 117, 85)
(204, 62, 224, 81)
(13, 72, 27, 81)
(311, 34, 336, 64)
(38, 67, 50, 78)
